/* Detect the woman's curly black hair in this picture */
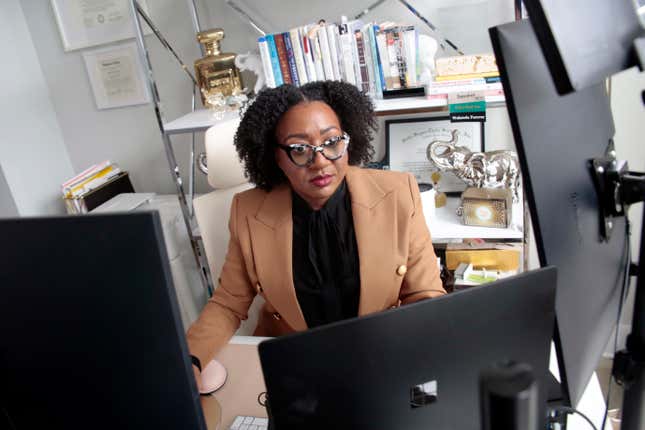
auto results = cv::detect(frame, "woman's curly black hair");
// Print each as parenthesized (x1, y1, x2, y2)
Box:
(234, 80, 377, 190)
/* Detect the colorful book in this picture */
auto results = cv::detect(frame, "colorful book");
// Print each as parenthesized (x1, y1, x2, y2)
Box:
(300, 26, 317, 82)
(289, 28, 308, 85)
(375, 29, 390, 90)
(354, 30, 370, 93)
(274, 33, 293, 84)
(308, 25, 325, 80)
(282, 32, 300, 86)
(401, 25, 418, 86)
(265, 35, 284, 86)
(325, 24, 342, 81)
(367, 24, 384, 97)
(384, 30, 401, 89)
(435, 71, 500, 81)
(390, 28, 407, 88)
(258, 37, 276, 88)
(338, 19, 356, 85)
(317, 25, 335, 80)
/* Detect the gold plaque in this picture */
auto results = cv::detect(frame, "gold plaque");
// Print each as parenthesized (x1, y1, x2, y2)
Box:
(459, 187, 512, 228)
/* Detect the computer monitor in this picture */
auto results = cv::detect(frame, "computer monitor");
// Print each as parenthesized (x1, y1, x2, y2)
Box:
(0, 212, 207, 429)
(489, 20, 630, 407)
(259, 267, 557, 430)
(521, 0, 644, 94)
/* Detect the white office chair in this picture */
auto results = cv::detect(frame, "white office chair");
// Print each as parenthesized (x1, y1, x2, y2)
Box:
(194, 116, 263, 335)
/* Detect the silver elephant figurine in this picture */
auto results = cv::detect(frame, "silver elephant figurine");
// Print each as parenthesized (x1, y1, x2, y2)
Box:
(427, 129, 521, 202)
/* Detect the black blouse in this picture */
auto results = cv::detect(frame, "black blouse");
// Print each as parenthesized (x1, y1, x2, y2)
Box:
(291, 180, 361, 328)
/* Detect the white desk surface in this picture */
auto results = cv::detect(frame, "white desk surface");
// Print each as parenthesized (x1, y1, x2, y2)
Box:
(207, 337, 609, 430)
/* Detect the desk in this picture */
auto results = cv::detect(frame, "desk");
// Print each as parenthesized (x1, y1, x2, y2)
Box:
(204, 338, 610, 430)
(203, 336, 268, 429)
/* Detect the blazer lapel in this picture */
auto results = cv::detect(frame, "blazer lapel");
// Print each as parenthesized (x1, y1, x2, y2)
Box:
(248, 184, 307, 331)
(346, 167, 399, 315)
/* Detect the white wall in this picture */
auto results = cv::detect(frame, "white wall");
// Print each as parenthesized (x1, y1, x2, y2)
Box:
(20, 0, 208, 195)
(0, 0, 74, 216)
(11, 1, 516, 200)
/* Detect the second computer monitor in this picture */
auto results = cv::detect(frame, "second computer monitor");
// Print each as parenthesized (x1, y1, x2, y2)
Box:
(490, 20, 629, 407)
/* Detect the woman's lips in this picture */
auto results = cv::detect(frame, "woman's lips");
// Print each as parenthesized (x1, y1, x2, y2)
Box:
(310, 174, 333, 187)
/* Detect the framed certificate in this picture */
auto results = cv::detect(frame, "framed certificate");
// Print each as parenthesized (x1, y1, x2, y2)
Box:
(51, 0, 151, 51)
(384, 117, 484, 193)
(82, 41, 150, 109)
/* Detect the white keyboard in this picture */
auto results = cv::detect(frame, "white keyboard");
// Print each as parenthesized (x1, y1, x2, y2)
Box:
(228, 415, 269, 430)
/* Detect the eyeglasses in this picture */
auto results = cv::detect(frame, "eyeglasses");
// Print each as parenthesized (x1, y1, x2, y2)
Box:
(276, 132, 350, 167)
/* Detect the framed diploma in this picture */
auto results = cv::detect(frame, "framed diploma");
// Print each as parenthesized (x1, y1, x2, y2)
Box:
(82, 41, 150, 109)
(51, 0, 151, 51)
(384, 117, 484, 193)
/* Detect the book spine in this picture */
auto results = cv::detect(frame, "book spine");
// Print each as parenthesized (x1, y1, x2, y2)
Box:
(282, 32, 300, 86)
(375, 30, 390, 90)
(258, 37, 276, 88)
(301, 27, 317, 82)
(338, 22, 356, 85)
(317, 26, 334, 80)
(385, 31, 401, 89)
(427, 82, 502, 94)
(402, 26, 417, 86)
(326, 24, 342, 81)
(310, 28, 325, 80)
(266, 35, 284, 86)
(392, 29, 407, 88)
(361, 25, 376, 97)
(274, 33, 293, 84)
(435, 71, 500, 81)
(289, 28, 308, 85)
(368, 24, 383, 98)
(354, 30, 370, 93)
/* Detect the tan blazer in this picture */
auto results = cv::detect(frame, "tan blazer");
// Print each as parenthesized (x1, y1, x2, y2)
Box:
(187, 167, 446, 367)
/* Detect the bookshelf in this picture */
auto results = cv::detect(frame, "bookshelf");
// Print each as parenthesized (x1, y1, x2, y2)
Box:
(130, 0, 525, 296)
(427, 194, 523, 242)
(163, 97, 507, 135)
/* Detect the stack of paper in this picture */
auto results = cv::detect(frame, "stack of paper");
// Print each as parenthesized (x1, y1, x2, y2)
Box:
(61, 161, 122, 200)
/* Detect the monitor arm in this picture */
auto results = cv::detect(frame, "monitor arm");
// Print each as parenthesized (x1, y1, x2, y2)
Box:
(588, 139, 645, 242)
(588, 137, 644, 430)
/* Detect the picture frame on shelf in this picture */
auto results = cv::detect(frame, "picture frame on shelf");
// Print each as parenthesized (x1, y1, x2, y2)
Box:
(383, 117, 484, 194)
(82, 41, 151, 109)
(51, 0, 152, 52)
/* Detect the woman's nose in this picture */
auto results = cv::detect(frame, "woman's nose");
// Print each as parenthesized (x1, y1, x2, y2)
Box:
(309, 149, 330, 169)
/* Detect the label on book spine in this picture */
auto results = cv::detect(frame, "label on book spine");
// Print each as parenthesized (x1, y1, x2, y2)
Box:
(274, 34, 293, 84)
(283, 32, 300, 86)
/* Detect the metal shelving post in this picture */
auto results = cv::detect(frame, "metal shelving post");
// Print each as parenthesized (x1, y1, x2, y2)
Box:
(128, 0, 214, 296)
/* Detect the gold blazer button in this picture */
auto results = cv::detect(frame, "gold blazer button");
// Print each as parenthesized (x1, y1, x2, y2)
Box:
(272, 312, 282, 321)
(255, 283, 263, 293)
(396, 265, 407, 276)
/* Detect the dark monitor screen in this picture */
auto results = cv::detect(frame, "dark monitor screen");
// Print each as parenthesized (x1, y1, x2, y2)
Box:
(0, 212, 206, 430)
(490, 20, 630, 407)
(259, 267, 557, 430)
(522, 0, 644, 94)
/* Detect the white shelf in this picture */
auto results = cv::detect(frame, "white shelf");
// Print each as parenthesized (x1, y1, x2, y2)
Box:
(163, 96, 506, 135)
(425, 195, 523, 242)
(163, 109, 239, 135)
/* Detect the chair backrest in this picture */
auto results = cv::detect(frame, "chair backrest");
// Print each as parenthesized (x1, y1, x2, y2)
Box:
(194, 115, 263, 335)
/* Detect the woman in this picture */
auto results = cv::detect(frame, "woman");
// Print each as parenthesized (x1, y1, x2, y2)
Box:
(187, 80, 445, 381)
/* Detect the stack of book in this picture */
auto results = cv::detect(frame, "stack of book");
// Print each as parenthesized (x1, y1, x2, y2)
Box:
(427, 53, 504, 103)
(61, 161, 133, 214)
(257, 18, 425, 99)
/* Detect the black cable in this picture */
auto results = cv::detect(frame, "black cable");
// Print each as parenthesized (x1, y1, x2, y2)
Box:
(601, 217, 632, 430)
(549, 406, 599, 430)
